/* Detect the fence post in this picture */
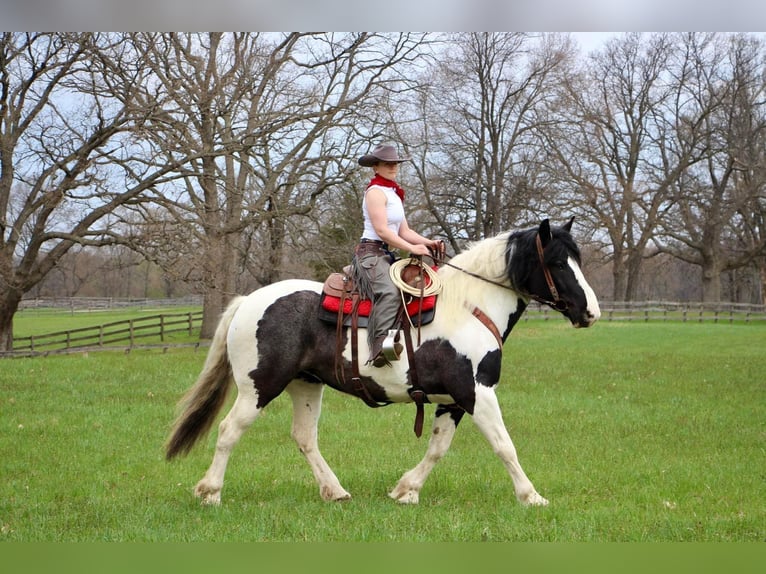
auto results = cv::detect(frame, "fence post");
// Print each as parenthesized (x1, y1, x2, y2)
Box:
(160, 315, 165, 342)
(188, 312, 193, 336)
(129, 320, 134, 348)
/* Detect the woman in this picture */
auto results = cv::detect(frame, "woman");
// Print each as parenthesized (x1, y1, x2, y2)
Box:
(353, 144, 442, 367)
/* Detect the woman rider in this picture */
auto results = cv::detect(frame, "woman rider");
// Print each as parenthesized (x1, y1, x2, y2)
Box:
(352, 144, 443, 367)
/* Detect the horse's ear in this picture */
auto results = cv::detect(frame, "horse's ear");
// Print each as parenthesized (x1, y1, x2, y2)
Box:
(539, 219, 552, 247)
(563, 216, 575, 232)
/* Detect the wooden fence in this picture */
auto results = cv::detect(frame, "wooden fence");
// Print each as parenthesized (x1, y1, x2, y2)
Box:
(524, 300, 766, 323)
(18, 296, 203, 312)
(6, 311, 204, 357)
(3, 300, 765, 359)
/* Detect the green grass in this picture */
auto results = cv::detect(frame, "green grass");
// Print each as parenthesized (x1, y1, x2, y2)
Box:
(0, 321, 764, 541)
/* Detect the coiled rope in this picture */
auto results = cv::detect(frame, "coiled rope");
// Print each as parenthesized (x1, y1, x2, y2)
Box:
(389, 257, 443, 297)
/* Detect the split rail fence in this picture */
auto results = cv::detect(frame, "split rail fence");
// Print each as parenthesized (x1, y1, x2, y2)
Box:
(6, 311, 204, 357)
(525, 300, 766, 323)
(3, 300, 765, 359)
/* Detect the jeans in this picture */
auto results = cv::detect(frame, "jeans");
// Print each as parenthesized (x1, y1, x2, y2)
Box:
(352, 242, 400, 352)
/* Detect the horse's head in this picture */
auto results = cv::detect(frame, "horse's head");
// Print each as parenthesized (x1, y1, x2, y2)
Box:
(508, 218, 600, 328)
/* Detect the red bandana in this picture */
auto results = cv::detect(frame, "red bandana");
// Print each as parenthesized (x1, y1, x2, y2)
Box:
(367, 175, 405, 203)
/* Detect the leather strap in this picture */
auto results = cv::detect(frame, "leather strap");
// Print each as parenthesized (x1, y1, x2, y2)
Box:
(401, 317, 426, 438)
(470, 305, 503, 351)
(349, 294, 388, 409)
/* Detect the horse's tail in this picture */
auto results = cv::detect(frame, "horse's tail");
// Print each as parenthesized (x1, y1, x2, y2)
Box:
(165, 296, 246, 460)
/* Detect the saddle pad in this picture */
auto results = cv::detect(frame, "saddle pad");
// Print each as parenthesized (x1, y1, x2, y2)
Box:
(321, 293, 436, 316)
(318, 294, 436, 328)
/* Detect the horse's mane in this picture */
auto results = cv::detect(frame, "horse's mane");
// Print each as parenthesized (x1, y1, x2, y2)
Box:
(437, 232, 512, 312)
(438, 224, 581, 311)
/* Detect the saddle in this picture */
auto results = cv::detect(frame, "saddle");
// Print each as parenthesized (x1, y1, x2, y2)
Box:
(318, 260, 439, 437)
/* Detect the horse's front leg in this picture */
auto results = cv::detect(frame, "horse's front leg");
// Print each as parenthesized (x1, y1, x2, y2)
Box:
(286, 380, 351, 501)
(471, 385, 549, 506)
(389, 405, 465, 504)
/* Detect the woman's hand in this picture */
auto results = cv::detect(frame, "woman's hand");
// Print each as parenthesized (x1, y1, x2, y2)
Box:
(409, 243, 431, 256)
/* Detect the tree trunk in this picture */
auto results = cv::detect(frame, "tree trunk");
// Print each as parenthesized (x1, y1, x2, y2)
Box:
(701, 263, 722, 303)
(0, 290, 22, 352)
(198, 233, 238, 339)
(200, 287, 228, 341)
(611, 246, 628, 301)
(624, 250, 645, 302)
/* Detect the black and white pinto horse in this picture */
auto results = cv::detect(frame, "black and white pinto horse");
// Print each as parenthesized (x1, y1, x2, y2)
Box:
(166, 218, 600, 507)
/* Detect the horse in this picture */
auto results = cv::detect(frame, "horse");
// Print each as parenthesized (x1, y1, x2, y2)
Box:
(165, 218, 600, 507)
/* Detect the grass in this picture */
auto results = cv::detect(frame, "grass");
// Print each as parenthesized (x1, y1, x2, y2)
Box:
(0, 320, 764, 541)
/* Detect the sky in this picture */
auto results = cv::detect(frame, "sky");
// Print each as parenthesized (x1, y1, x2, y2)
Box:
(1, 1, 765, 30)
(570, 32, 619, 54)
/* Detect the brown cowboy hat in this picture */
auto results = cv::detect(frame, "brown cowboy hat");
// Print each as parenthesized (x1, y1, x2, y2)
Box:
(357, 144, 410, 167)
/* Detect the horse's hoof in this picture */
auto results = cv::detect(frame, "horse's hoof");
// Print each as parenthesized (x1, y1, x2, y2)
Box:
(522, 491, 549, 507)
(321, 485, 351, 501)
(389, 489, 419, 504)
(200, 494, 221, 506)
(194, 482, 222, 505)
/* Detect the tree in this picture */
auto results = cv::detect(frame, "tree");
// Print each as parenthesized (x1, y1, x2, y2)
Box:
(542, 33, 717, 301)
(115, 33, 428, 337)
(405, 33, 573, 246)
(655, 33, 766, 302)
(0, 33, 191, 351)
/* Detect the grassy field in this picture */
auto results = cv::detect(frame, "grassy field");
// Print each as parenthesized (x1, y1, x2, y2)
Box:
(0, 319, 764, 542)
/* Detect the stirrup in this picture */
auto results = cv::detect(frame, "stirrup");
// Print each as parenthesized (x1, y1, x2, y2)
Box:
(382, 329, 403, 361)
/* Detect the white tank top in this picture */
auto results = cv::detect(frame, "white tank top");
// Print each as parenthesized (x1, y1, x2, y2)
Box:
(361, 184, 405, 242)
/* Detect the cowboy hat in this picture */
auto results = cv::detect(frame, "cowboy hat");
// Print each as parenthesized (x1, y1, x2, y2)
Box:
(357, 144, 410, 167)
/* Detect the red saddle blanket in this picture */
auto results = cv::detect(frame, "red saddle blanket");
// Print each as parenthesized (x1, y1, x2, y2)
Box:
(321, 291, 436, 317)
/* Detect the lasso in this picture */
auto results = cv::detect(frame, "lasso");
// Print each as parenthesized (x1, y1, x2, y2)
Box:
(389, 257, 443, 297)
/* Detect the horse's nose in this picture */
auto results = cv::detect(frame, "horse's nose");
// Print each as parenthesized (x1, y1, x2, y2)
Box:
(582, 308, 600, 328)
(573, 309, 599, 328)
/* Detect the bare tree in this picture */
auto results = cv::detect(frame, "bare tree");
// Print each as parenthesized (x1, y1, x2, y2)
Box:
(541, 33, 715, 301)
(116, 33, 428, 337)
(0, 33, 191, 351)
(403, 33, 573, 248)
(655, 33, 766, 302)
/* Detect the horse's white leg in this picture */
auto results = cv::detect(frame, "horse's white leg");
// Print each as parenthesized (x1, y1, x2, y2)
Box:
(194, 388, 261, 505)
(471, 385, 549, 506)
(389, 406, 464, 504)
(286, 380, 351, 501)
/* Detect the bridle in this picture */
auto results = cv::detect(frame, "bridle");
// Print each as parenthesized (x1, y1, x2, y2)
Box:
(440, 232, 569, 313)
(532, 233, 568, 312)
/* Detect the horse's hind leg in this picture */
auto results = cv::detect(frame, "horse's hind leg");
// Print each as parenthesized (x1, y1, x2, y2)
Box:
(389, 405, 465, 504)
(194, 388, 261, 505)
(286, 380, 351, 501)
(471, 385, 548, 506)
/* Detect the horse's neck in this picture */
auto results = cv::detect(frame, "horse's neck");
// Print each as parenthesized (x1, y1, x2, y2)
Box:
(439, 236, 521, 326)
